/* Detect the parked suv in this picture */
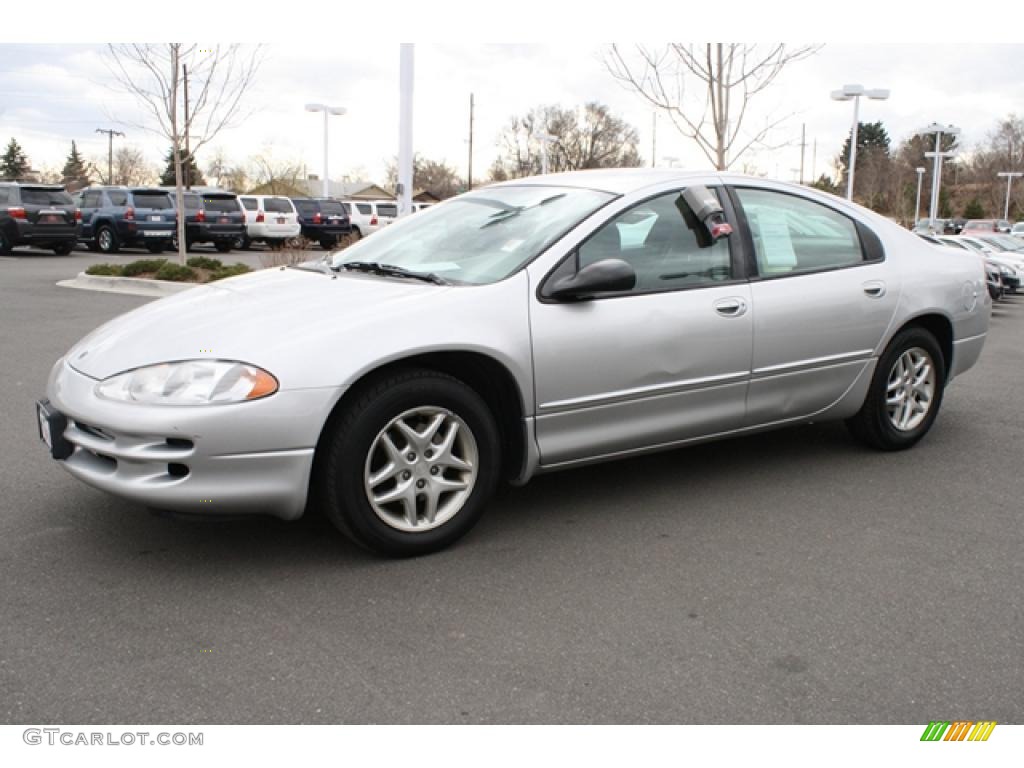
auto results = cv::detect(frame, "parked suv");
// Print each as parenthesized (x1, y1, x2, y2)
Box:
(292, 197, 352, 248)
(75, 186, 176, 254)
(342, 199, 397, 239)
(962, 219, 1011, 235)
(0, 182, 80, 255)
(237, 195, 301, 249)
(172, 190, 245, 252)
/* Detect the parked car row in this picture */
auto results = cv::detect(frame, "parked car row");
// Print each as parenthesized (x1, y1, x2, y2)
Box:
(916, 231, 1024, 301)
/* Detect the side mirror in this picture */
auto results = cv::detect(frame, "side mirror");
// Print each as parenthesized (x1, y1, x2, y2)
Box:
(547, 258, 636, 301)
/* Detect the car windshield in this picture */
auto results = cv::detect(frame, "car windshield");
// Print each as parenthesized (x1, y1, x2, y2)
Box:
(328, 185, 614, 285)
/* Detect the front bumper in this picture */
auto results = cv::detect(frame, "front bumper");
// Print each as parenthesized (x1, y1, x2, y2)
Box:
(44, 359, 341, 519)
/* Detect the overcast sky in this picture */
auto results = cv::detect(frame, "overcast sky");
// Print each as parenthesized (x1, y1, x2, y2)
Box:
(2, 35, 1022, 188)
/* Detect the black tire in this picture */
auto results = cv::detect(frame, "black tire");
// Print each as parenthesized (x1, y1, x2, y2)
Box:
(236, 234, 251, 250)
(52, 241, 75, 256)
(319, 237, 337, 250)
(845, 326, 946, 451)
(0, 230, 12, 255)
(316, 369, 501, 557)
(214, 241, 233, 253)
(96, 225, 119, 254)
(266, 238, 285, 250)
(146, 241, 167, 254)
(351, 228, 362, 240)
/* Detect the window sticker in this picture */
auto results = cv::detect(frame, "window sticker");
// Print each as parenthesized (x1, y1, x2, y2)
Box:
(754, 210, 797, 271)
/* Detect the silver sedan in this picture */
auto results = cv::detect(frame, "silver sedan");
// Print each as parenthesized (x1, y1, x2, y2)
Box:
(38, 170, 990, 556)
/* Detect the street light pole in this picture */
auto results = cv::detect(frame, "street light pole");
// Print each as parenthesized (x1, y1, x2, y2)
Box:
(997, 171, 1023, 221)
(830, 84, 890, 201)
(919, 123, 959, 224)
(397, 43, 415, 218)
(305, 103, 347, 197)
(914, 167, 925, 226)
(533, 132, 556, 174)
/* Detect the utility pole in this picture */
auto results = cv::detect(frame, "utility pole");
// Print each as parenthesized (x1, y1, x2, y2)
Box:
(812, 138, 817, 182)
(799, 123, 806, 184)
(94, 128, 124, 184)
(467, 93, 474, 191)
(183, 64, 191, 189)
(652, 111, 657, 168)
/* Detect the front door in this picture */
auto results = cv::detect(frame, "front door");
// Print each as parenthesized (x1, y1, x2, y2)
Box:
(530, 188, 754, 467)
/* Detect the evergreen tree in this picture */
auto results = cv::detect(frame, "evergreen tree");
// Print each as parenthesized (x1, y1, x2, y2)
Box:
(160, 146, 206, 187)
(1, 138, 30, 179)
(963, 197, 985, 219)
(61, 141, 91, 188)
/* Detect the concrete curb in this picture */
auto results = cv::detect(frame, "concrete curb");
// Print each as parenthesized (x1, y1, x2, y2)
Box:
(57, 272, 199, 298)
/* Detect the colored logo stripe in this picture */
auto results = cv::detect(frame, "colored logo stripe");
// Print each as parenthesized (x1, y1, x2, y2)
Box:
(920, 721, 996, 741)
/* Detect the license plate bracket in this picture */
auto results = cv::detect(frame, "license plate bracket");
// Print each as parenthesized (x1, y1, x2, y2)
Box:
(36, 399, 73, 459)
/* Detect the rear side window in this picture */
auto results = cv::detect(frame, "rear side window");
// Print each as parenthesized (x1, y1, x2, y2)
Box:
(319, 201, 345, 215)
(20, 188, 74, 206)
(203, 196, 240, 213)
(734, 187, 865, 276)
(356, 203, 371, 215)
(0, 188, 8, 205)
(264, 197, 293, 213)
(83, 191, 103, 207)
(376, 203, 397, 218)
(107, 191, 129, 206)
(131, 192, 173, 210)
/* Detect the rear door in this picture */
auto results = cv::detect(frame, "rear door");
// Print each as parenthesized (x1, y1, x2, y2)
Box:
(730, 184, 900, 426)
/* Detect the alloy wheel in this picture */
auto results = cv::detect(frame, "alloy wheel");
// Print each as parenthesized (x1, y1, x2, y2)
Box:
(885, 347, 936, 432)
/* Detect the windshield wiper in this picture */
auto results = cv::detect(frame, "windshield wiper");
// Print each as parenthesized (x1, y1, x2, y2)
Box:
(478, 193, 567, 229)
(337, 261, 449, 285)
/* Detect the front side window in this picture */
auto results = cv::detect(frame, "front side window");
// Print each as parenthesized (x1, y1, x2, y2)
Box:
(734, 187, 864, 276)
(577, 189, 732, 293)
(82, 191, 102, 208)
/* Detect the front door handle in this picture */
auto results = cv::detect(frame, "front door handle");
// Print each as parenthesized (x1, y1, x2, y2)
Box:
(714, 297, 748, 317)
(863, 280, 886, 298)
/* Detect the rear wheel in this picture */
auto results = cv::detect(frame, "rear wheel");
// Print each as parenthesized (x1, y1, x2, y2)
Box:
(846, 327, 946, 451)
(52, 241, 75, 256)
(236, 233, 251, 250)
(0, 230, 13, 255)
(96, 225, 119, 254)
(214, 241, 233, 253)
(319, 236, 337, 250)
(317, 369, 500, 557)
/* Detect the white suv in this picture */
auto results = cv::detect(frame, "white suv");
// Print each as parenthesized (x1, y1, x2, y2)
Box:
(343, 199, 398, 239)
(238, 195, 301, 248)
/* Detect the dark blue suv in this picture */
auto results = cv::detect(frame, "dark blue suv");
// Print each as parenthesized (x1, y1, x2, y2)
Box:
(75, 187, 176, 254)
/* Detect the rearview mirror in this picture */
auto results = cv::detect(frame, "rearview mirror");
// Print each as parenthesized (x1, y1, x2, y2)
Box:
(547, 258, 636, 301)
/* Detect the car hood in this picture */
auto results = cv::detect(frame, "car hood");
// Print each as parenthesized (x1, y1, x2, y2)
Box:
(66, 267, 452, 384)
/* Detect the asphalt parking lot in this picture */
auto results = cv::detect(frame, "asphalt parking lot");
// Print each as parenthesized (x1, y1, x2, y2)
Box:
(1, 246, 1022, 724)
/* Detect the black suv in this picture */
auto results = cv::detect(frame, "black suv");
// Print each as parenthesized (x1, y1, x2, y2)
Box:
(292, 197, 352, 249)
(173, 190, 245, 252)
(0, 182, 80, 255)
(74, 186, 176, 254)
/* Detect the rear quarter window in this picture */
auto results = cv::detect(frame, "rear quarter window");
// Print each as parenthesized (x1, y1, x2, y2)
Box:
(240, 197, 258, 211)
(107, 191, 129, 206)
(375, 203, 398, 218)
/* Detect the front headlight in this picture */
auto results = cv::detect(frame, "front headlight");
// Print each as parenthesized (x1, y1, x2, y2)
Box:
(96, 360, 279, 405)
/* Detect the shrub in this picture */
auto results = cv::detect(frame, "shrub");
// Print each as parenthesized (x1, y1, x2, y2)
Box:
(121, 258, 168, 277)
(85, 263, 123, 276)
(186, 256, 223, 270)
(208, 263, 252, 282)
(154, 263, 197, 282)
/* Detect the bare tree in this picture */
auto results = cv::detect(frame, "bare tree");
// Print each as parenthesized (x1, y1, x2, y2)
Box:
(89, 145, 157, 186)
(248, 149, 305, 196)
(105, 44, 262, 263)
(605, 44, 820, 170)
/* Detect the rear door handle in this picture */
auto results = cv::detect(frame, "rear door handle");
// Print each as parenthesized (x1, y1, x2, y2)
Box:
(863, 280, 886, 298)
(714, 297, 748, 317)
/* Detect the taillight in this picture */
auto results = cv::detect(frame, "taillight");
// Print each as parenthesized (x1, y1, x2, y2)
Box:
(74, 209, 82, 221)
(256, 212, 264, 223)
(196, 209, 205, 222)
(370, 215, 378, 226)
(313, 212, 322, 224)
(124, 206, 135, 221)
(8, 206, 26, 220)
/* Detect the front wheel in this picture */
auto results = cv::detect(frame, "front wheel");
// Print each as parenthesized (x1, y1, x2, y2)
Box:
(96, 225, 119, 254)
(317, 369, 501, 557)
(846, 327, 946, 451)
